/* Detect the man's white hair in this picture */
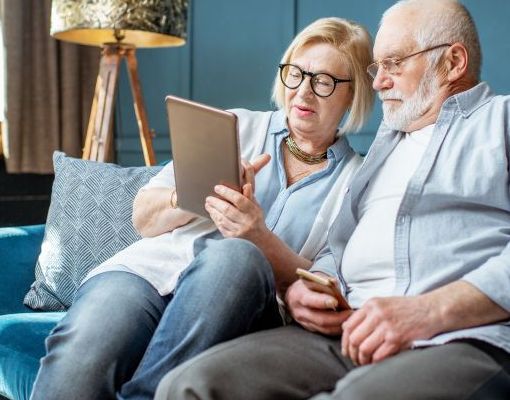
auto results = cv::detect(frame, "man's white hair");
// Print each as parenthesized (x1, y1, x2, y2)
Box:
(382, 0, 481, 80)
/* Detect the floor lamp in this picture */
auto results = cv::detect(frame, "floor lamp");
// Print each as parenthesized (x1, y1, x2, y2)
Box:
(50, 0, 188, 165)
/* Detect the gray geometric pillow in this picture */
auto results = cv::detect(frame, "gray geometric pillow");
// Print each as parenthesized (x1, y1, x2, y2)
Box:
(24, 152, 162, 311)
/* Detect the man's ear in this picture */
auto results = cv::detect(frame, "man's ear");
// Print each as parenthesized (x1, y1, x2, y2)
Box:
(444, 43, 469, 82)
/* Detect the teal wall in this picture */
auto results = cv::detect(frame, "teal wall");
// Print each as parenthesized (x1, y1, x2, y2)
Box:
(116, 0, 510, 166)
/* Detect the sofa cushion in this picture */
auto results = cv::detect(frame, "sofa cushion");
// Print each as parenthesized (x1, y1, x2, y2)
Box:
(23, 152, 162, 311)
(0, 312, 64, 400)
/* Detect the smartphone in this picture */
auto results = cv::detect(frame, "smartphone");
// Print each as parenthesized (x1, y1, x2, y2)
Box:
(296, 268, 351, 311)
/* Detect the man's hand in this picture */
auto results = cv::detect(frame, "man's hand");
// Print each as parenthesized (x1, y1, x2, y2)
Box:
(342, 280, 510, 366)
(285, 278, 352, 336)
(341, 296, 437, 365)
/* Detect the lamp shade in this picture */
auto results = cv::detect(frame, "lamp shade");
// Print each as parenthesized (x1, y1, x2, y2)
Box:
(51, 0, 188, 48)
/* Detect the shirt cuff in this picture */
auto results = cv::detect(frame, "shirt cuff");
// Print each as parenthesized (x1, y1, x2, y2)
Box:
(309, 253, 337, 278)
(462, 256, 510, 312)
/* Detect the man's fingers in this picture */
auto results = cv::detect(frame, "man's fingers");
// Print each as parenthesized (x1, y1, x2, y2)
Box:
(348, 343, 359, 365)
(342, 308, 366, 332)
(288, 281, 351, 336)
(341, 309, 366, 357)
(293, 307, 349, 336)
(293, 297, 350, 330)
(346, 313, 378, 350)
(299, 288, 342, 311)
(357, 328, 385, 365)
(371, 341, 401, 363)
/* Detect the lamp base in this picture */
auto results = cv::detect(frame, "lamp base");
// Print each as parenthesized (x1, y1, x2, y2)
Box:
(83, 43, 156, 165)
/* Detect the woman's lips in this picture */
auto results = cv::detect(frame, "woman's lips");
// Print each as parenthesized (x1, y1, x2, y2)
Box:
(294, 105, 315, 117)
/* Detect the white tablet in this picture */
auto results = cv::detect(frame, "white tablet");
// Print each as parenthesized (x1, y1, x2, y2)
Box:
(166, 95, 242, 218)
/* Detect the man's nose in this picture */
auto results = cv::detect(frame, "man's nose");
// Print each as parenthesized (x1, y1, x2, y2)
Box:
(372, 67, 393, 91)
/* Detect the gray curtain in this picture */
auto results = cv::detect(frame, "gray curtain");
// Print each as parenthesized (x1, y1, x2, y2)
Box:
(1, 0, 98, 173)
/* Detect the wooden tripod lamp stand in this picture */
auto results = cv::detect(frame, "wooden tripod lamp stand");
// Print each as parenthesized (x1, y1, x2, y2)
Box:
(50, 0, 189, 165)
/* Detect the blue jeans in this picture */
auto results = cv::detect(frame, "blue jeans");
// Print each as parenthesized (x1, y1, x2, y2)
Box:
(30, 238, 282, 400)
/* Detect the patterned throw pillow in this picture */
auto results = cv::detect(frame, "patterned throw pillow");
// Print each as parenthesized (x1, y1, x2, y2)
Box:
(23, 152, 162, 311)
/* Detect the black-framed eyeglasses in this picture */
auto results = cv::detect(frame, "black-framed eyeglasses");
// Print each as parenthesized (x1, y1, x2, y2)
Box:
(366, 43, 452, 79)
(279, 63, 352, 98)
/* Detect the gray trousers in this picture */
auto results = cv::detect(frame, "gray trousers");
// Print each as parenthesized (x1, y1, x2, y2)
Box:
(155, 325, 510, 400)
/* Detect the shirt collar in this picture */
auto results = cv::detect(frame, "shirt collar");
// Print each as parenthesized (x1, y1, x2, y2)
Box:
(328, 135, 353, 163)
(446, 81, 494, 118)
(268, 108, 288, 135)
(269, 108, 353, 163)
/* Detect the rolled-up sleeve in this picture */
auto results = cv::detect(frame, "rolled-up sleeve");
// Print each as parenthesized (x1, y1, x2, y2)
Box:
(140, 161, 175, 190)
(309, 245, 337, 278)
(462, 242, 510, 312)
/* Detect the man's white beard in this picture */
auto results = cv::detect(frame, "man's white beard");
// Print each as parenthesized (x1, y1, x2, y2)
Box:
(380, 68, 439, 132)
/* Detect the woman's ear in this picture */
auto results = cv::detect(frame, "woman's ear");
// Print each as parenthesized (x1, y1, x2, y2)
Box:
(444, 43, 469, 82)
(347, 95, 353, 109)
(346, 84, 354, 108)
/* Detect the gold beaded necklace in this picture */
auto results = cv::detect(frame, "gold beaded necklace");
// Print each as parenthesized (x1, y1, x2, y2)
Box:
(285, 136, 328, 165)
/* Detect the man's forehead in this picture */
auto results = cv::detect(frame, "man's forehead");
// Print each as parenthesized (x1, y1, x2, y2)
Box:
(374, 20, 416, 59)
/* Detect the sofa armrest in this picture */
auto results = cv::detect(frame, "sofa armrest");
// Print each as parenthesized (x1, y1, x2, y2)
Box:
(0, 225, 45, 315)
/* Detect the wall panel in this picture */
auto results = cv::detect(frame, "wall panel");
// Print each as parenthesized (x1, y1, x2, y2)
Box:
(191, 0, 295, 110)
(463, 0, 510, 95)
(116, 0, 510, 165)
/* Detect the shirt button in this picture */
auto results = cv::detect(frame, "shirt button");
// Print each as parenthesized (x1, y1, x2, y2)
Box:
(398, 215, 406, 224)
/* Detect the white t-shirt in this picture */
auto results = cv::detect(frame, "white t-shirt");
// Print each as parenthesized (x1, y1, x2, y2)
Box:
(341, 124, 434, 308)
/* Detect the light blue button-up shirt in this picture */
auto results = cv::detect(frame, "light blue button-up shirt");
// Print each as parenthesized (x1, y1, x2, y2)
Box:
(196, 109, 357, 256)
(254, 110, 356, 253)
(314, 82, 510, 353)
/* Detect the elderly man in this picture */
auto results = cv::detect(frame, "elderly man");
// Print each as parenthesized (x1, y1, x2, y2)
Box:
(154, 0, 510, 398)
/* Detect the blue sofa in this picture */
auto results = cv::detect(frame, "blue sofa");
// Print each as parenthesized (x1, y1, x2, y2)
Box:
(0, 225, 63, 400)
(2, 227, 509, 399)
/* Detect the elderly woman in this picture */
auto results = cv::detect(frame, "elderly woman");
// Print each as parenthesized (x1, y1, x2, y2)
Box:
(30, 17, 374, 400)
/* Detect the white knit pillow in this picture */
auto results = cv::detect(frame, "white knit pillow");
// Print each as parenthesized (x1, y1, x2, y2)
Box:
(24, 152, 162, 311)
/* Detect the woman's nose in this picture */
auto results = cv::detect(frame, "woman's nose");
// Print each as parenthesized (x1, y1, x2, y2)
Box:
(296, 76, 314, 97)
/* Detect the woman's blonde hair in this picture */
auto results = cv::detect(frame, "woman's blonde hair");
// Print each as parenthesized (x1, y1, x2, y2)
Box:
(272, 17, 374, 134)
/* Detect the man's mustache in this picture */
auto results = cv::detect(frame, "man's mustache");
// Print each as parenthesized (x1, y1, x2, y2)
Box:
(379, 90, 404, 101)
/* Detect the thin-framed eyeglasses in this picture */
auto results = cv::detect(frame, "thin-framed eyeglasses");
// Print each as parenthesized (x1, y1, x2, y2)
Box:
(279, 63, 352, 98)
(366, 43, 452, 79)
